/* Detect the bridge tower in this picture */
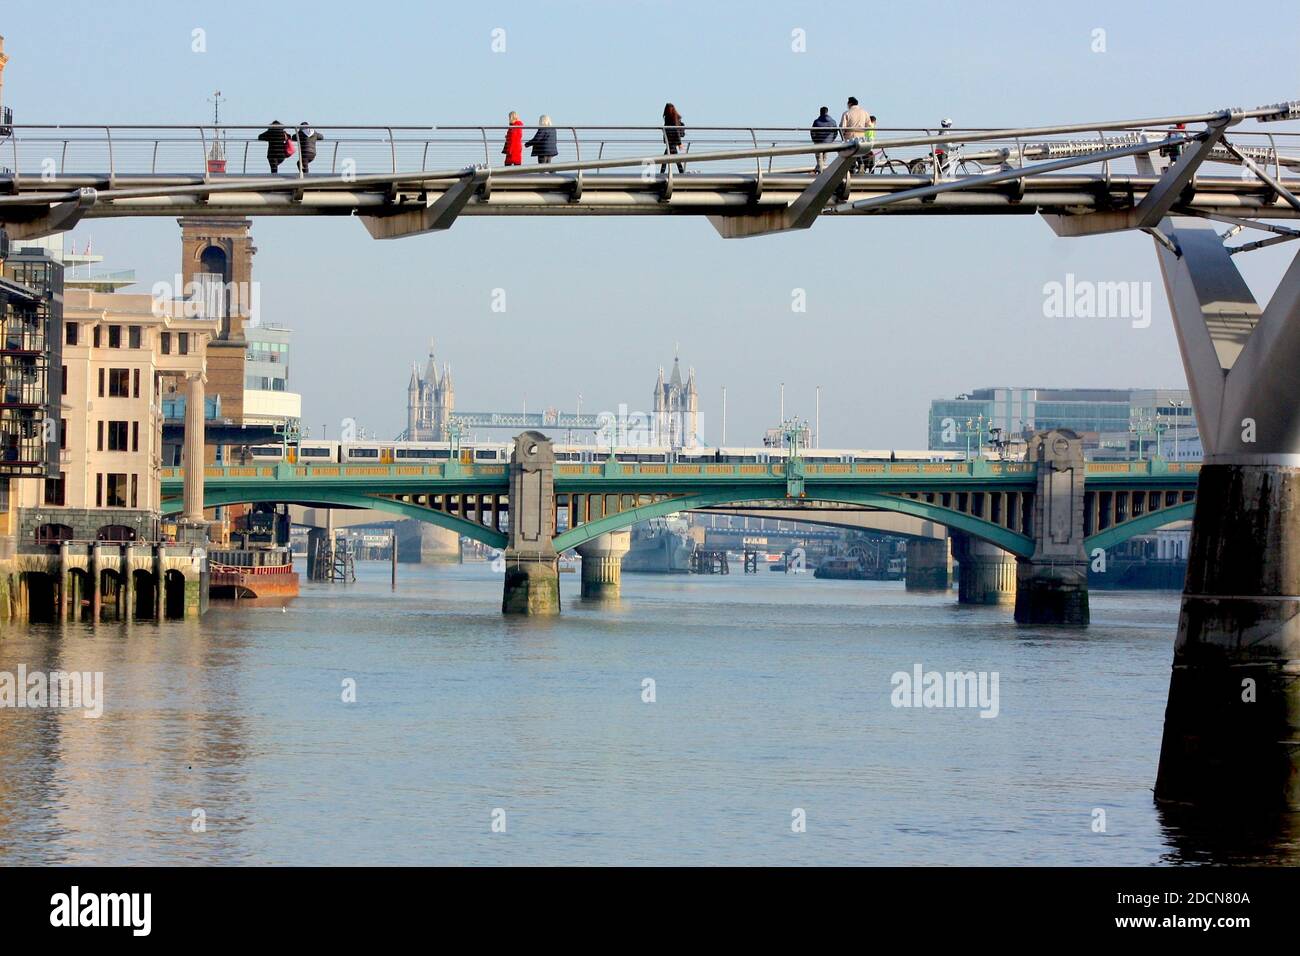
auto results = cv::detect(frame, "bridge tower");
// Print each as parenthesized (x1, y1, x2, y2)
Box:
(1014, 429, 1090, 626)
(501, 431, 560, 615)
(179, 217, 255, 422)
(1150, 216, 1300, 809)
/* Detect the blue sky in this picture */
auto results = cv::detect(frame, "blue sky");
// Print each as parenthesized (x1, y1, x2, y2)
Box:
(4, 0, 1298, 446)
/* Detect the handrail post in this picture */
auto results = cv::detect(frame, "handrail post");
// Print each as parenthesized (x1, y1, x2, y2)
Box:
(387, 127, 396, 174)
(572, 127, 582, 198)
(105, 125, 115, 190)
(480, 127, 489, 167)
(331, 140, 339, 175)
(198, 126, 209, 183)
(1097, 128, 1110, 186)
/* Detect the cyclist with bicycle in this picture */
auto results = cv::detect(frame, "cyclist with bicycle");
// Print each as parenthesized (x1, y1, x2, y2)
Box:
(935, 117, 955, 175)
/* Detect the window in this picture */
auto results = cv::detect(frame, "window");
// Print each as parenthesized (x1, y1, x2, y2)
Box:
(130, 473, 138, 509)
(98, 367, 105, 397)
(107, 325, 121, 348)
(59, 419, 66, 451)
(106, 420, 128, 451)
(95, 473, 102, 508)
(132, 421, 139, 452)
(128, 325, 141, 349)
(133, 368, 140, 398)
(61, 364, 67, 396)
(105, 473, 128, 508)
(108, 368, 129, 397)
(179, 332, 189, 355)
(161, 332, 171, 355)
(65, 322, 78, 346)
(35, 522, 73, 544)
(97, 420, 103, 451)
(93, 325, 101, 348)
(43, 476, 65, 506)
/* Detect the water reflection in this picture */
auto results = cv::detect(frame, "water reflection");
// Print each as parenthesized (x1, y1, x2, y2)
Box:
(0, 565, 1295, 865)
(1158, 804, 1300, 865)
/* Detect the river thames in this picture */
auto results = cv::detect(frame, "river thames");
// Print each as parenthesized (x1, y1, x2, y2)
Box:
(1, 563, 1296, 866)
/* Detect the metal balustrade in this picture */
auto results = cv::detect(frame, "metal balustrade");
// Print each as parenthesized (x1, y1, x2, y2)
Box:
(3, 122, 1296, 183)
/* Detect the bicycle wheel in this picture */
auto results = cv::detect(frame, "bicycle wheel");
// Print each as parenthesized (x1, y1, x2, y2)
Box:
(906, 158, 929, 176)
(955, 160, 981, 177)
(876, 159, 910, 175)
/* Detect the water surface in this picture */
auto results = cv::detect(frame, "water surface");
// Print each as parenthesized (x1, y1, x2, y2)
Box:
(1, 563, 1295, 865)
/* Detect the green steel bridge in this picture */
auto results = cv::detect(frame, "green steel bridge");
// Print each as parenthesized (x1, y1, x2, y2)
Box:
(160, 456, 1199, 556)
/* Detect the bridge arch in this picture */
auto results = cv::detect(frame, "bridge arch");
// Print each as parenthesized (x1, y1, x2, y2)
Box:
(1084, 500, 1196, 554)
(164, 488, 508, 549)
(552, 489, 1036, 556)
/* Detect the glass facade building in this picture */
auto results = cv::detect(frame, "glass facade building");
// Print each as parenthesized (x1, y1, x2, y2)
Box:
(928, 386, 1201, 460)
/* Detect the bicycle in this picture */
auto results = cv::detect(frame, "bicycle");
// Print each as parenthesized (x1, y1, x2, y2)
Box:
(905, 143, 981, 178)
(869, 145, 910, 174)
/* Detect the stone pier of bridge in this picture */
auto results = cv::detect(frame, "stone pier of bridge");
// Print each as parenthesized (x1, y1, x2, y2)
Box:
(576, 531, 631, 601)
(501, 431, 561, 615)
(904, 537, 952, 592)
(952, 533, 1017, 606)
(1014, 429, 1090, 627)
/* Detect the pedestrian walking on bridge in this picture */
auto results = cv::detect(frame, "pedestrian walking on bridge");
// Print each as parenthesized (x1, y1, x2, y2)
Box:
(810, 106, 837, 171)
(524, 115, 558, 164)
(502, 111, 524, 166)
(294, 122, 324, 174)
(257, 121, 291, 174)
(661, 103, 686, 174)
(839, 97, 870, 172)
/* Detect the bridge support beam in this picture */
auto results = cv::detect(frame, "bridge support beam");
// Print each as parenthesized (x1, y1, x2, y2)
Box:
(1014, 429, 1090, 626)
(576, 530, 631, 601)
(502, 431, 560, 616)
(1153, 217, 1300, 809)
(905, 537, 952, 591)
(952, 533, 1016, 606)
(181, 372, 207, 526)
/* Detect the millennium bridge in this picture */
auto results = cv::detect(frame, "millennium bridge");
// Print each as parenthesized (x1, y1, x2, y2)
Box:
(10, 100, 1300, 809)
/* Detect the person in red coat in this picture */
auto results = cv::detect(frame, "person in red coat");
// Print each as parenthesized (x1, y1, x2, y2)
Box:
(502, 112, 524, 166)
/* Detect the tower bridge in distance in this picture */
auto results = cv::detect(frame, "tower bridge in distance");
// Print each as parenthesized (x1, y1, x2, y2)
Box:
(8, 100, 1300, 809)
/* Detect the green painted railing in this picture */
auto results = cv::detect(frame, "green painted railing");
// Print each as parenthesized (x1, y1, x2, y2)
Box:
(160, 457, 1200, 489)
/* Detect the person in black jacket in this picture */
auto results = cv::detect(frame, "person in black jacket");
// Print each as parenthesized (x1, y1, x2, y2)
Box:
(524, 115, 559, 164)
(257, 121, 290, 173)
(810, 106, 837, 171)
(294, 123, 324, 174)
(661, 103, 686, 174)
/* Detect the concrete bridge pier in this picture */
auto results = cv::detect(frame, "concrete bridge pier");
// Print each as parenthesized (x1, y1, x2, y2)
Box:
(1014, 429, 1090, 626)
(1152, 217, 1300, 809)
(952, 532, 1016, 606)
(905, 537, 952, 591)
(576, 530, 631, 600)
(501, 431, 560, 615)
